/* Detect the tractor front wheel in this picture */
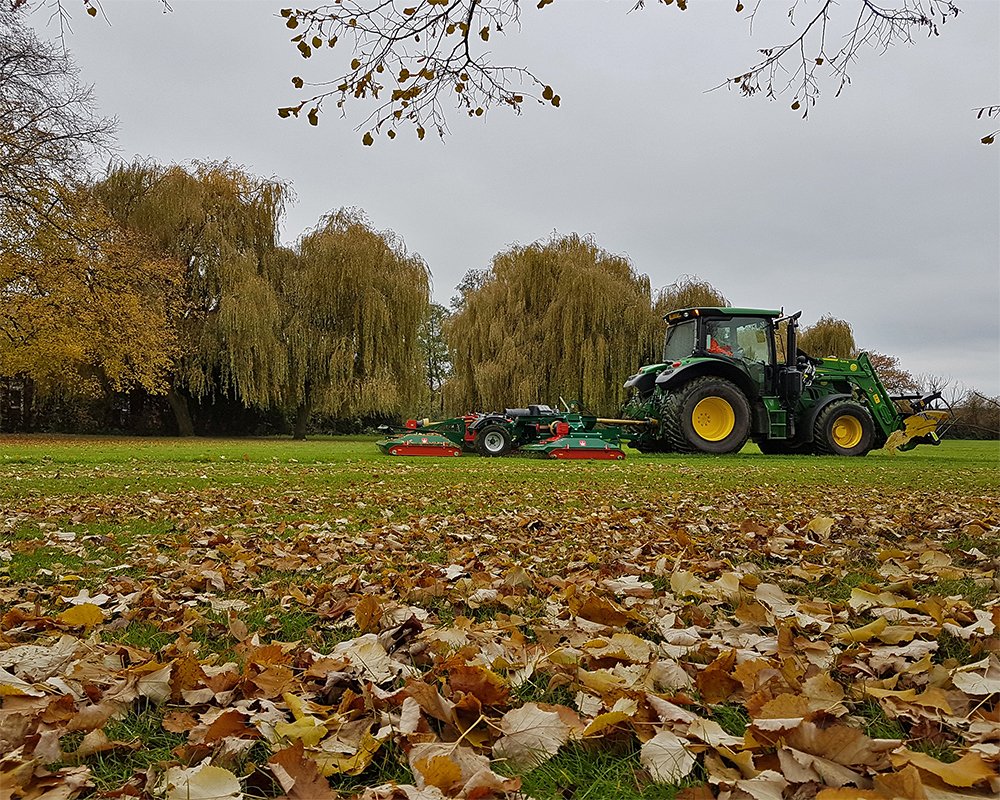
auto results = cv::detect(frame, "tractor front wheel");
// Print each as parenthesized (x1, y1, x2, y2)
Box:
(474, 424, 513, 457)
(663, 377, 751, 454)
(814, 400, 875, 456)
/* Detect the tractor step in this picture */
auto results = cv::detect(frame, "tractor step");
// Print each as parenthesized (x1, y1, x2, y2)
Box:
(377, 432, 463, 457)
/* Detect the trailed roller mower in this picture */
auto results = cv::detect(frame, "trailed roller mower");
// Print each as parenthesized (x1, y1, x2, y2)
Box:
(377, 405, 650, 460)
(378, 307, 948, 459)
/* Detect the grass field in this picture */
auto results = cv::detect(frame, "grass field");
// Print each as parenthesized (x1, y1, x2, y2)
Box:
(1, 436, 998, 799)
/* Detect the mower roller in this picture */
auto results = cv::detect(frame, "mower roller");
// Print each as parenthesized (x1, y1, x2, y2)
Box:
(376, 405, 647, 459)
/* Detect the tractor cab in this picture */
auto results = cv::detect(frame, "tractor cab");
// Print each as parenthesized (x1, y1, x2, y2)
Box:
(624, 308, 787, 404)
(661, 307, 781, 365)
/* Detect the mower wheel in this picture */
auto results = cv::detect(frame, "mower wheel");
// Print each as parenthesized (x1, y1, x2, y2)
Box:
(663, 376, 751, 454)
(814, 400, 875, 456)
(474, 424, 513, 457)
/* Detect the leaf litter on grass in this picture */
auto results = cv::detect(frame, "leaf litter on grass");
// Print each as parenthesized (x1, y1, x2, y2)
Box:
(1, 477, 998, 799)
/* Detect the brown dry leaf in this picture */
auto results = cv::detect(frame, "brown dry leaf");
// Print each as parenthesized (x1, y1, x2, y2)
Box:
(355, 595, 383, 633)
(696, 649, 741, 704)
(192, 709, 257, 745)
(163, 710, 199, 733)
(873, 764, 928, 799)
(951, 656, 1000, 696)
(815, 789, 884, 799)
(776, 746, 865, 787)
(269, 741, 338, 799)
(68, 729, 138, 759)
(720, 769, 788, 800)
(448, 664, 509, 707)
(137, 663, 172, 704)
(160, 763, 242, 800)
(492, 702, 571, 768)
(573, 593, 634, 626)
(802, 672, 849, 716)
(784, 721, 897, 769)
(640, 729, 697, 783)
(805, 516, 836, 537)
(409, 742, 519, 795)
(404, 680, 458, 726)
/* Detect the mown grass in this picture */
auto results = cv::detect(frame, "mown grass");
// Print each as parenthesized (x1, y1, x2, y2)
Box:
(1, 437, 997, 506)
(1, 435, 996, 798)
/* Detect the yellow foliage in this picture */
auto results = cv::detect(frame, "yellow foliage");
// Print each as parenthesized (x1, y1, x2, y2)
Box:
(0, 185, 178, 395)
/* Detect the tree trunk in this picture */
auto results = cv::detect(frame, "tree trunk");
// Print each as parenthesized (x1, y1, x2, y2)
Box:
(293, 400, 311, 440)
(166, 387, 195, 436)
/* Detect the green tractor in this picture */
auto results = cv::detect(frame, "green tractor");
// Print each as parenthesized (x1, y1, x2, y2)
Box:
(622, 307, 946, 456)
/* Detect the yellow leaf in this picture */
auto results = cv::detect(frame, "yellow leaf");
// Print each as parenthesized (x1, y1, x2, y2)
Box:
(835, 617, 886, 643)
(414, 754, 462, 790)
(318, 731, 381, 776)
(275, 715, 326, 747)
(58, 603, 104, 627)
(891, 750, 997, 787)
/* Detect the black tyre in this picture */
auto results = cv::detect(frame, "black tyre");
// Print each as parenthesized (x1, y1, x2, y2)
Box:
(814, 400, 875, 456)
(474, 424, 513, 457)
(756, 438, 813, 455)
(662, 376, 752, 454)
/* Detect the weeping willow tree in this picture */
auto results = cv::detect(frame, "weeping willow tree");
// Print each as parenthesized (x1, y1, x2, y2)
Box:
(446, 234, 655, 416)
(647, 275, 730, 363)
(799, 314, 857, 359)
(94, 160, 289, 434)
(652, 275, 730, 317)
(283, 209, 430, 438)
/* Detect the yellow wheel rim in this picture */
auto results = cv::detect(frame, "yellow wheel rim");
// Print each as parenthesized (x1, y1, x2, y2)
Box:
(831, 414, 863, 449)
(692, 397, 735, 441)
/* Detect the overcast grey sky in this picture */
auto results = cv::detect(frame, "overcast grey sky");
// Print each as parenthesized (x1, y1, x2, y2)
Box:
(30, 0, 1000, 394)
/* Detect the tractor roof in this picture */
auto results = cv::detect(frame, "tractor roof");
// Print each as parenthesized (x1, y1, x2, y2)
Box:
(663, 307, 782, 323)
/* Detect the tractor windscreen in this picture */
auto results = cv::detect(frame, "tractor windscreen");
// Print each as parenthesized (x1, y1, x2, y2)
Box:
(663, 320, 696, 361)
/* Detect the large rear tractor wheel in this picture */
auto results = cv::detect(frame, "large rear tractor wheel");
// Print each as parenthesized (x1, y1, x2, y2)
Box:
(814, 400, 875, 456)
(663, 377, 751, 454)
(474, 424, 513, 457)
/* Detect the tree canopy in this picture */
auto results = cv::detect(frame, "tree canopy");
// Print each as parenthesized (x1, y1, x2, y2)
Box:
(283, 208, 431, 436)
(652, 275, 730, 318)
(36, 0, 968, 141)
(446, 234, 656, 416)
(268, 0, 960, 142)
(798, 313, 857, 359)
(1, 6, 113, 233)
(94, 160, 290, 433)
(0, 185, 178, 395)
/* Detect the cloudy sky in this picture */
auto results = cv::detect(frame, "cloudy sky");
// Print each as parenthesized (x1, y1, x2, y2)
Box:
(29, 0, 999, 394)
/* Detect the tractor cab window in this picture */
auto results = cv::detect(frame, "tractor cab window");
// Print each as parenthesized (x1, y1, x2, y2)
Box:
(662, 320, 696, 361)
(704, 318, 772, 364)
